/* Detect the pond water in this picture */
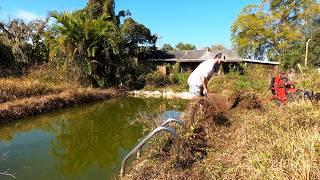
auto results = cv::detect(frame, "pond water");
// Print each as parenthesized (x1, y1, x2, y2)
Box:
(0, 97, 188, 180)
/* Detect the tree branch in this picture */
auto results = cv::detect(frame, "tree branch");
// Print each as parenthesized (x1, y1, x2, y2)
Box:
(0, 172, 16, 179)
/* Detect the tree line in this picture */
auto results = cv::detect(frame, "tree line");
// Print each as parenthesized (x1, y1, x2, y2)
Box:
(0, 0, 318, 90)
(0, 0, 157, 89)
(162, 43, 226, 51)
(232, 0, 320, 68)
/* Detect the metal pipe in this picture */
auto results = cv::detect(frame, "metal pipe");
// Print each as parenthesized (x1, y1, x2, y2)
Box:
(305, 39, 311, 66)
(137, 118, 184, 160)
(160, 118, 186, 129)
(120, 126, 179, 177)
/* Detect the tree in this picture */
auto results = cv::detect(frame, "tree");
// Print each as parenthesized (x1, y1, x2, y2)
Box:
(232, 0, 320, 67)
(162, 44, 174, 51)
(0, 19, 48, 66)
(47, 0, 157, 88)
(210, 44, 226, 51)
(120, 17, 157, 57)
(47, 10, 119, 87)
(231, 4, 273, 60)
(308, 27, 320, 67)
(175, 42, 196, 50)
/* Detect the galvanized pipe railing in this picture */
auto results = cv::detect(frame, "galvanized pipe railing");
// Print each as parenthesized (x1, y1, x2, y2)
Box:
(160, 118, 186, 129)
(136, 118, 185, 159)
(120, 126, 179, 177)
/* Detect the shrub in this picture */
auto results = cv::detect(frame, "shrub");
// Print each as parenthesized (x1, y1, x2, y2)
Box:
(146, 71, 171, 87)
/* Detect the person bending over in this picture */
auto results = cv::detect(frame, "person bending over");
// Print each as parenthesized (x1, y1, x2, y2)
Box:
(187, 53, 223, 97)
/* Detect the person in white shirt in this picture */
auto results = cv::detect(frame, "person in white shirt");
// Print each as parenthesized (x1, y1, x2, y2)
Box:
(187, 53, 223, 97)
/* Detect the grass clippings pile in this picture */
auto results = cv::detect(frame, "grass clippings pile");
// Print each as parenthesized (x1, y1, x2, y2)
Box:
(228, 91, 264, 110)
(124, 93, 234, 179)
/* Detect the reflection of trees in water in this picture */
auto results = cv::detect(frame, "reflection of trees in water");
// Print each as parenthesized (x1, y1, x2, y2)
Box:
(0, 152, 16, 179)
(49, 98, 188, 176)
(50, 98, 147, 175)
(0, 97, 188, 176)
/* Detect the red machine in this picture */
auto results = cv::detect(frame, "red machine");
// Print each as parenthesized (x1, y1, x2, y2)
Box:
(270, 72, 297, 105)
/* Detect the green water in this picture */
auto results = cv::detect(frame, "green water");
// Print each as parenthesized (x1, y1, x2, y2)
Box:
(0, 97, 188, 180)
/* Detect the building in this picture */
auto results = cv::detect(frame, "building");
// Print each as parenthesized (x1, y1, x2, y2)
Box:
(148, 49, 279, 74)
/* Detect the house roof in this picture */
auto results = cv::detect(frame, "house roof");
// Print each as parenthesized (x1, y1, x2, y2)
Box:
(149, 49, 279, 65)
(151, 49, 241, 62)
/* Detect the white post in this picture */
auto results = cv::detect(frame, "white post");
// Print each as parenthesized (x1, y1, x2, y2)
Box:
(305, 39, 311, 66)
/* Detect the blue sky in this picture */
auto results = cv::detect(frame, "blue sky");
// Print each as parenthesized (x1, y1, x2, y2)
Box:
(1, 0, 265, 48)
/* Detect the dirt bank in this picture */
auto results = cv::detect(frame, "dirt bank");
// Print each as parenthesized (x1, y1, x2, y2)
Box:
(0, 88, 123, 123)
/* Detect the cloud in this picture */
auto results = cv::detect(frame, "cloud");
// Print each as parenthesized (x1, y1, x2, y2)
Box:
(16, 9, 44, 22)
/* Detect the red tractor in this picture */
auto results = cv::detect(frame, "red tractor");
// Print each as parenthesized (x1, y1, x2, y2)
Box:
(269, 72, 318, 105)
(269, 72, 297, 105)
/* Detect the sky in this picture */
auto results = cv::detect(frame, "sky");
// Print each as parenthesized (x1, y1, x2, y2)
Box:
(0, 0, 265, 48)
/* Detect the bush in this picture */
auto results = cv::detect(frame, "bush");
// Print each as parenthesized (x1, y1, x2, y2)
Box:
(146, 71, 171, 87)
(170, 63, 190, 85)
(209, 65, 271, 97)
(145, 63, 190, 91)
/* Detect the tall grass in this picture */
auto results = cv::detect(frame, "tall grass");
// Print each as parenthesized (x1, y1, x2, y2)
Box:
(204, 102, 320, 179)
(0, 78, 66, 103)
(209, 65, 271, 98)
(209, 65, 320, 98)
(125, 66, 320, 179)
(0, 65, 120, 122)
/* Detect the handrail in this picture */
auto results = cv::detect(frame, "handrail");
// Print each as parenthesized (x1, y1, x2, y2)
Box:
(120, 126, 179, 177)
(160, 118, 186, 129)
(136, 118, 185, 159)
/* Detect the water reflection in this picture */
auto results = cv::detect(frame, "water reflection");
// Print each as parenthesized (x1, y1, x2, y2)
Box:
(0, 97, 187, 179)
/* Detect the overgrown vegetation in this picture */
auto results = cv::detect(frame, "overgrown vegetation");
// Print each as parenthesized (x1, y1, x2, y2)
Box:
(0, 0, 157, 89)
(144, 63, 190, 92)
(124, 66, 320, 179)
(0, 0, 158, 121)
(0, 19, 48, 76)
(232, 0, 320, 69)
(0, 71, 122, 123)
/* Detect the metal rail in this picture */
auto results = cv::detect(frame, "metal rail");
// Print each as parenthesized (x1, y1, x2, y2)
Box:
(136, 118, 186, 159)
(120, 126, 179, 177)
(160, 118, 186, 129)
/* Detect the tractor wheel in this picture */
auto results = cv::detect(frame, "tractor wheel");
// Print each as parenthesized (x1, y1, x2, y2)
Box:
(272, 98, 283, 106)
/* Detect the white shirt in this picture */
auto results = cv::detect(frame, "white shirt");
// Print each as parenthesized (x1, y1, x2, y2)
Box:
(187, 59, 217, 86)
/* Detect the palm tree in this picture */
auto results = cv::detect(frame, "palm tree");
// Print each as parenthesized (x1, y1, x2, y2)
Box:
(47, 11, 119, 87)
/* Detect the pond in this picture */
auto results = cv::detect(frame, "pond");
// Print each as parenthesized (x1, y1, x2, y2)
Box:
(0, 97, 188, 179)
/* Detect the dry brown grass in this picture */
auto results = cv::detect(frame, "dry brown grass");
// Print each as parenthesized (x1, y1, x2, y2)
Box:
(124, 67, 320, 179)
(203, 101, 320, 179)
(0, 78, 67, 103)
(0, 88, 122, 123)
(0, 74, 123, 123)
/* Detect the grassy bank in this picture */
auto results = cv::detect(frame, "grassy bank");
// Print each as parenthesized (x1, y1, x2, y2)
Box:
(123, 67, 320, 179)
(0, 76, 123, 123)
